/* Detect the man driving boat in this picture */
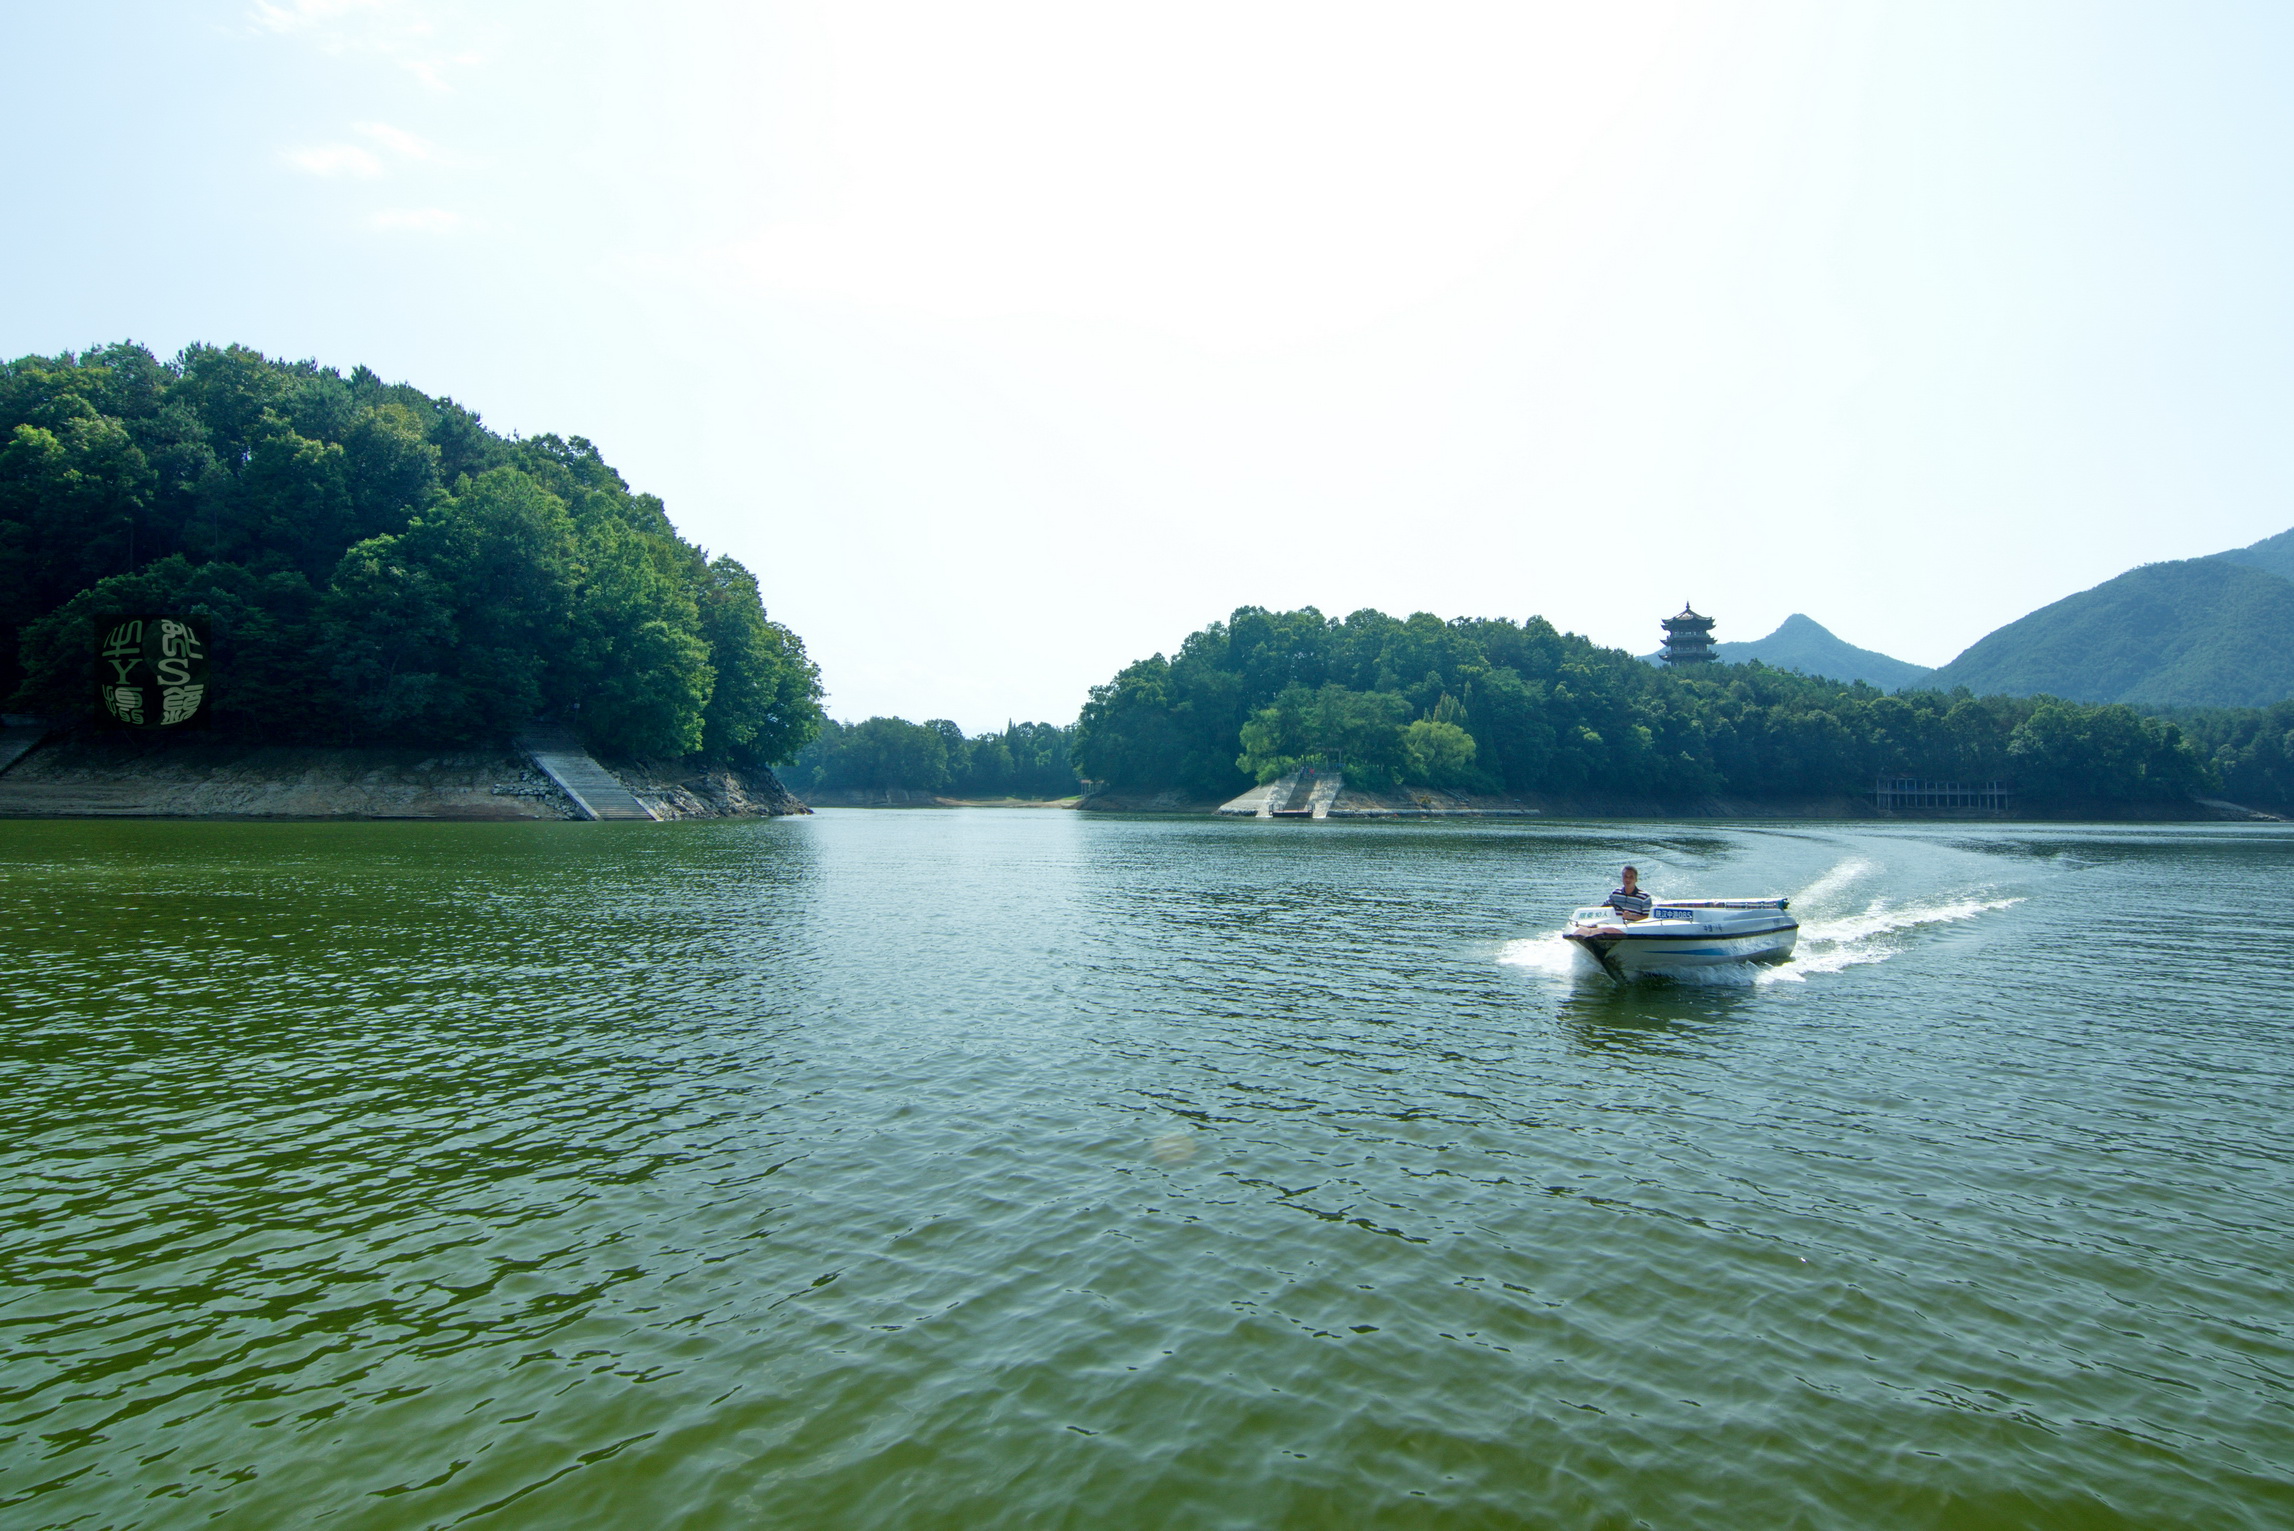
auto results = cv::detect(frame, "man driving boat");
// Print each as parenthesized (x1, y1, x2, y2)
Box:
(1603, 865, 1653, 923)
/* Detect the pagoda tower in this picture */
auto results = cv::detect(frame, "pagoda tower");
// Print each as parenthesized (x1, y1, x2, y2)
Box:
(1659, 604, 1717, 665)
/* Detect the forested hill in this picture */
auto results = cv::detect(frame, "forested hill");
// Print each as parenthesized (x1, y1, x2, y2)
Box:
(0, 343, 822, 762)
(2218, 525, 2294, 583)
(1708, 614, 1932, 690)
(1072, 606, 2228, 809)
(1927, 548, 2294, 708)
(790, 717, 1080, 800)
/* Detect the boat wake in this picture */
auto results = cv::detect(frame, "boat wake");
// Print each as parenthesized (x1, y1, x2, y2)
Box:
(1750, 894, 2022, 984)
(1499, 852, 2022, 987)
(1792, 855, 1876, 910)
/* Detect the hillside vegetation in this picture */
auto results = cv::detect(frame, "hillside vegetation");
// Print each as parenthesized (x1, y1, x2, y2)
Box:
(1927, 556, 2294, 708)
(0, 343, 821, 763)
(1072, 606, 2214, 809)
(1709, 614, 1933, 690)
(2219, 526, 2294, 583)
(2155, 700, 2294, 810)
(790, 717, 1080, 799)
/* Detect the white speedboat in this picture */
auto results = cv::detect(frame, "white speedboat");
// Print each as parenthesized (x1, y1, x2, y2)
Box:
(1562, 898, 1798, 982)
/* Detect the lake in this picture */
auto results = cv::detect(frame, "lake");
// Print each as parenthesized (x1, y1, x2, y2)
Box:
(3, 809, 2290, 1529)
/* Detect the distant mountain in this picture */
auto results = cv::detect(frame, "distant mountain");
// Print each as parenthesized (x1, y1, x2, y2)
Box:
(2217, 524, 2294, 584)
(1710, 614, 1934, 690)
(1928, 530, 2294, 707)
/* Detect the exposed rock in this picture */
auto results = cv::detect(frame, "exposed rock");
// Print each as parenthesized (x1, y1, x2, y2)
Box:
(603, 758, 811, 818)
(0, 732, 811, 820)
(1324, 782, 1540, 818)
(489, 767, 571, 800)
(0, 735, 580, 819)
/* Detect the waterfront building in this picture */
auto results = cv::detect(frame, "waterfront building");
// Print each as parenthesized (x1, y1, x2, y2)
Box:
(1660, 604, 1717, 665)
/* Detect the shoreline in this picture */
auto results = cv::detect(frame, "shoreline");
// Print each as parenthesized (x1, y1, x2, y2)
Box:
(1074, 786, 2282, 823)
(798, 788, 1082, 809)
(0, 736, 2277, 823)
(0, 735, 808, 821)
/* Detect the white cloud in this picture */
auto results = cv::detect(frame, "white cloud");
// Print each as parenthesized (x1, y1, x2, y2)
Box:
(283, 121, 436, 178)
(249, 0, 427, 44)
(399, 52, 479, 92)
(355, 121, 436, 161)
(285, 143, 383, 177)
(249, 0, 472, 89)
(367, 206, 459, 232)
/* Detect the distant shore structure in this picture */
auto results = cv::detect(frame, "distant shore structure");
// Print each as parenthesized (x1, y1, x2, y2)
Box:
(1872, 776, 2014, 813)
(1660, 604, 1717, 665)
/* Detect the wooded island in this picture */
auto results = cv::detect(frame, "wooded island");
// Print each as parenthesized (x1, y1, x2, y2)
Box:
(5, 343, 2288, 816)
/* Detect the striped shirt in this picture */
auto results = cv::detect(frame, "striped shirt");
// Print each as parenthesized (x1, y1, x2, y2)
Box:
(1603, 887, 1653, 919)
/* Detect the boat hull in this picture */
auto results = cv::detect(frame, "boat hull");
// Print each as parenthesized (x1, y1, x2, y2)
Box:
(1565, 923, 1798, 976)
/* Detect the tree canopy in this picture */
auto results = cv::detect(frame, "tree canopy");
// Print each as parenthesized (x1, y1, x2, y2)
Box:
(1, 343, 821, 762)
(1071, 606, 2220, 808)
(2154, 701, 2294, 811)
(791, 717, 1079, 799)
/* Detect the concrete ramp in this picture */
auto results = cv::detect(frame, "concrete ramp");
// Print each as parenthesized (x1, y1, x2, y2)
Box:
(1217, 780, 1278, 816)
(516, 727, 658, 821)
(1216, 769, 1343, 819)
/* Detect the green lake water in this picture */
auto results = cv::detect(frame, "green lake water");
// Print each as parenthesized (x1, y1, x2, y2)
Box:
(3, 809, 2291, 1529)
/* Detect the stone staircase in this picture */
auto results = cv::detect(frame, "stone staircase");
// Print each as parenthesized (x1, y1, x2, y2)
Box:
(515, 727, 659, 821)
(1253, 768, 1342, 818)
(1268, 770, 1318, 816)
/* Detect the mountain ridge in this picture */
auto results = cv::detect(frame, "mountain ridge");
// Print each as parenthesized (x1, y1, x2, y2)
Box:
(1642, 614, 1933, 689)
(2215, 525, 2294, 584)
(1712, 614, 1934, 690)
(1926, 525, 2294, 707)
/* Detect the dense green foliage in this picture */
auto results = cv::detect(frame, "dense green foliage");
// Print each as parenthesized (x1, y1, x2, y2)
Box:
(1073, 606, 2213, 806)
(2218, 525, 2294, 584)
(2154, 701, 2294, 810)
(1927, 554, 2294, 708)
(1, 343, 821, 761)
(791, 717, 1080, 799)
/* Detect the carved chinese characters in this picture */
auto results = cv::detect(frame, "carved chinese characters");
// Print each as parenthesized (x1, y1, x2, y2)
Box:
(97, 616, 210, 729)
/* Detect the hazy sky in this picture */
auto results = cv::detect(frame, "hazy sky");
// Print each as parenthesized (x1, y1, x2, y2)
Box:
(9, 2, 2294, 728)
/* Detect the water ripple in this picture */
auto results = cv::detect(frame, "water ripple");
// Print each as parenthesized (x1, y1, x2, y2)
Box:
(2, 815, 2291, 1527)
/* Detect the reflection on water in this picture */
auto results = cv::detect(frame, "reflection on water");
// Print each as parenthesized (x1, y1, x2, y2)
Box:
(3, 812, 2292, 1529)
(1554, 989, 1744, 1057)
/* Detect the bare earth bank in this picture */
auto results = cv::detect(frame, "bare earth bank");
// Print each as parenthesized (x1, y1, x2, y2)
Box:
(0, 736, 807, 820)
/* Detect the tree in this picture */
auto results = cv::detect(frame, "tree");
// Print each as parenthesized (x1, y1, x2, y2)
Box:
(803, 716, 951, 792)
(791, 715, 1080, 798)
(3, 342, 823, 762)
(1236, 683, 1410, 787)
(561, 515, 712, 757)
(2007, 702, 2207, 803)
(1073, 605, 2216, 809)
(1401, 718, 1478, 788)
(695, 555, 822, 765)
(16, 556, 325, 732)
